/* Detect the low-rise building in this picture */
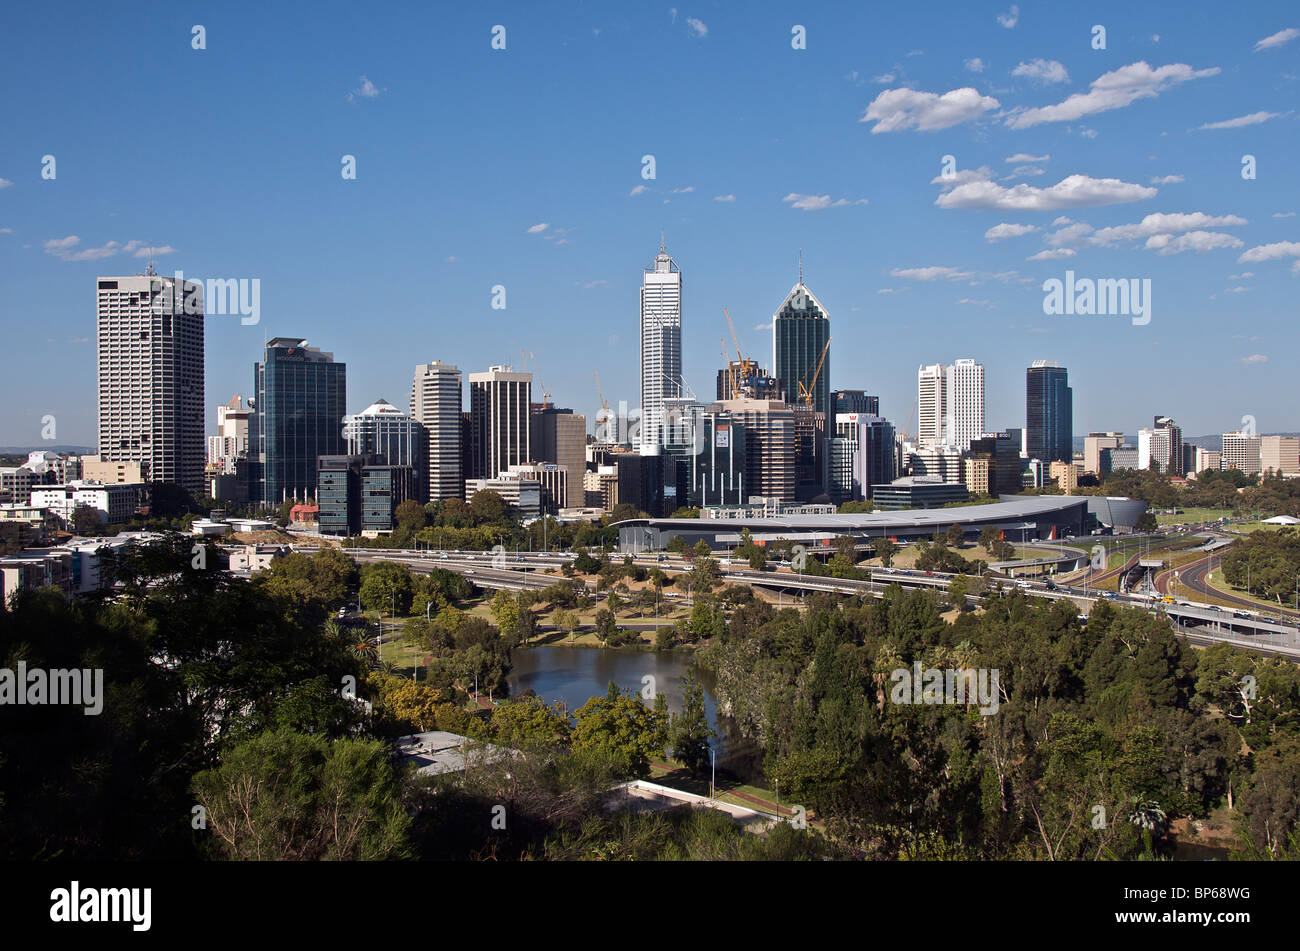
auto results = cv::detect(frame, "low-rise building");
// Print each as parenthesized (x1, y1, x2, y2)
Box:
(868, 477, 969, 510)
(28, 481, 141, 527)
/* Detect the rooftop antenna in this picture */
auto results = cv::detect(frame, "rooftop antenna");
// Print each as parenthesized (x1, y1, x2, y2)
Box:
(660, 230, 666, 253)
(798, 248, 803, 285)
(145, 240, 157, 277)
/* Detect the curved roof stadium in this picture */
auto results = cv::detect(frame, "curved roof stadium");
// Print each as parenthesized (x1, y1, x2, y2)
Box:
(614, 495, 1143, 552)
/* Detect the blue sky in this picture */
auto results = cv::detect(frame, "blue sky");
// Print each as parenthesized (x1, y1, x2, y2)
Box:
(1, 0, 1297, 447)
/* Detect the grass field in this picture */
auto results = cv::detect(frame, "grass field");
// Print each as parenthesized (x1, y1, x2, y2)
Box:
(1155, 507, 1233, 526)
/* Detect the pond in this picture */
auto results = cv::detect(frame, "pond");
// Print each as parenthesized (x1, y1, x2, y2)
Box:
(506, 645, 762, 780)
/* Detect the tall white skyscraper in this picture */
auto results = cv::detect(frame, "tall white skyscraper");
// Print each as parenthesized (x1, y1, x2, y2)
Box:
(639, 239, 682, 448)
(917, 364, 946, 447)
(411, 361, 463, 501)
(468, 365, 531, 481)
(96, 269, 205, 495)
(945, 359, 985, 451)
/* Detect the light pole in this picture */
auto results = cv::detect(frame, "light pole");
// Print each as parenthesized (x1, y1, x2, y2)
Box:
(708, 745, 716, 800)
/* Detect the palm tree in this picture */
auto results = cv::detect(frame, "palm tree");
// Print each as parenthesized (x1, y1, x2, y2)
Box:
(325, 617, 378, 666)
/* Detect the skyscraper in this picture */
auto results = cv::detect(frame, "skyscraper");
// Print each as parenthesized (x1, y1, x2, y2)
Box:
(1137, 416, 1182, 474)
(343, 399, 427, 499)
(917, 364, 946, 447)
(944, 359, 985, 452)
(772, 272, 831, 422)
(468, 365, 531, 481)
(1025, 360, 1073, 464)
(530, 407, 587, 508)
(96, 270, 205, 495)
(410, 361, 463, 502)
(251, 337, 347, 505)
(639, 239, 682, 449)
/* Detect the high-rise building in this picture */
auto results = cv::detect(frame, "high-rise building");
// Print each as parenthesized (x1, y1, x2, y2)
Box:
(343, 399, 427, 500)
(1084, 431, 1125, 475)
(1261, 435, 1299, 477)
(1025, 360, 1072, 464)
(251, 337, 347, 505)
(917, 364, 946, 447)
(830, 414, 896, 502)
(717, 362, 781, 402)
(968, 431, 1022, 496)
(96, 271, 205, 495)
(1195, 447, 1221, 473)
(529, 407, 587, 508)
(772, 274, 831, 424)
(1221, 431, 1262, 476)
(716, 397, 797, 501)
(944, 359, 985, 452)
(1137, 416, 1182, 475)
(208, 395, 252, 473)
(663, 410, 748, 509)
(410, 361, 463, 503)
(832, 390, 879, 418)
(468, 365, 531, 480)
(639, 240, 682, 449)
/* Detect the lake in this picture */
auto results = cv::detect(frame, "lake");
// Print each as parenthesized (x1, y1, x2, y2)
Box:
(506, 645, 762, 779)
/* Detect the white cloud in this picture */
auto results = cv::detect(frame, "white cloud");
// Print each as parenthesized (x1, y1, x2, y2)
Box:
(877, 288, 903, 294)
(671, 186, 695, 193)
(1012, 59, 1070, 84)
(1144, 231, 1244, 254)
(1005, 153, 1049, 163)
(782, 193, 869, 211)
(445, 256, 458, 263)
(956, 298, 993, 307)
(753, 321, 774, 331)
(1004, 165, 1046, 180)
(1254, 28, 1299, 52)
(872, 72, 897, 84)
(713, 194, 736, 202)
(1240, 354, 1268, 365)
(1005, 61, 1220, 129)
(43, 236, 122, 262)
(1228, 272, 1253, 280)
(997, 5, 1019, 28)
(890, 266, 973, 281)
(1045, 222, 1095, 247)
(133, 245, 175, 258)
(1051, 216, 1073, 226)
(1077, 127, 1099, 139)
(0, 227, 13, 234)
(1150, 174, 1184, 184)
(1225, 286, 1251, 294)
(930, 166, 994, 187)
(861, 86, 999, 133)
(1238, 241, 1300, 263)
(0, 178, 12, 189)
(984, 222, 1038, 241)
(1196, 111, 1283, 130)
(527, 222, 549, 233)
(1274, 211, 1297, 218)
(934, 173, 1156, 211)
(686, 17, 707, 38)
(1090, 212, 1247, 245)
(964, 58, 986, 73)
(629, 185, 648, 196)
(347, 75, 385, 102)
(1027, 248, 1077, 260)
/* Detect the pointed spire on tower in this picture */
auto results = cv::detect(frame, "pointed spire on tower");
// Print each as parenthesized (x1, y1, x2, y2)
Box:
(798, 248, 804, 285)
(660, 230, 666, 253)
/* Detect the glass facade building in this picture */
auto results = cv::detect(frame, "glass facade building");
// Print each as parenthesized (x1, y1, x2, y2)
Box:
(1025, 361, 1072, 464)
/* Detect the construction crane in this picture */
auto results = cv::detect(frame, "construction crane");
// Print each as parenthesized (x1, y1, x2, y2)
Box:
(797, 338, 831, 407)
(722, 307, 759, 397)
(593, 369, 610, 417)
(528, 350, 551, 405)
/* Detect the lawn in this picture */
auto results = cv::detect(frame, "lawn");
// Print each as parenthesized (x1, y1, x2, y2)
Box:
(1155, 507, 1233, 526)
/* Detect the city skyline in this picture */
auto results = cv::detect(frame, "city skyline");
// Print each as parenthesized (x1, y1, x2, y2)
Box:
(2, 2, 1298, 447)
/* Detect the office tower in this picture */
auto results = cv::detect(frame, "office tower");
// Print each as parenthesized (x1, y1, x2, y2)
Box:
(1084, 431, 1124, 475)
(663, 409, 748, 509)
(716, 396, 797, 501)
(251, 337, 347, 505)
(1261, 435, 1300, 476)
(1137, 416, 1182, 474)
(343, 399, 427, 500)
(360, 464, 417, 533)
(917, 364, 946, 447)
(410, 361, 463, 502)
(468, 365, 531, 479)
(772, 270, 831, 423)
(96, 270, 205, 495)
(639, 239, 682, 449)
(908, 445, 963, 483)
(1195, 447, 1222, 473)
(1221, 431, 1262, 476)
(944, 359, 985, 452)
(1025, 360, 1072, 463)
(830, 414, 896, 502)
(832, 390, 879, 418)
(208, 395, 252, 473)
(717, 361, 781, 402)
(967, 431, 1022, 496)
(530, 407, 587, 508)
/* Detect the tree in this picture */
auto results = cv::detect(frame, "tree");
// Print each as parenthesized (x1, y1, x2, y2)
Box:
(491, 696, 571, 751)
(947, 523, 966, 548)
(191, 728, 412, 860)
(469, 490, 509, 526)
(874, 537, 897, 567)
(666, 535, 688, 555)
(359, 561, 415, 615)
(572, 688, 669, 779)
(978, 525, 1000, 553)
(395, 499, 427, 532)
(947, 574, 970, 610)
(839, 500, 873, 514)
(70, 503, 102, 535)
(490, 589, 519, 634)
(594, 608, 618, 644)
(670, 671, 715, 777)
(1136, 511, 1158, 533)
(693, 539, 713, 560)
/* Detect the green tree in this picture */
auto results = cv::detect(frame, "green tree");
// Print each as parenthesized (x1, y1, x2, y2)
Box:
(572, 686, 669, 779)
(491, 696, 572, 751)
(947, 522, 966, 548)
(874, 537, 897, 567)
(671, 671, 715, 777)
(359, 561, 415, 615)
(191, 728, 412, 860)
(395, 498, 427, 532)
(70, 504, 103, 535)
(469, 490, 510, 526)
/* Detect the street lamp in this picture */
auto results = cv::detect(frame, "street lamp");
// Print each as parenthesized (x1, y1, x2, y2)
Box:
(708, 745, 716, 800)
